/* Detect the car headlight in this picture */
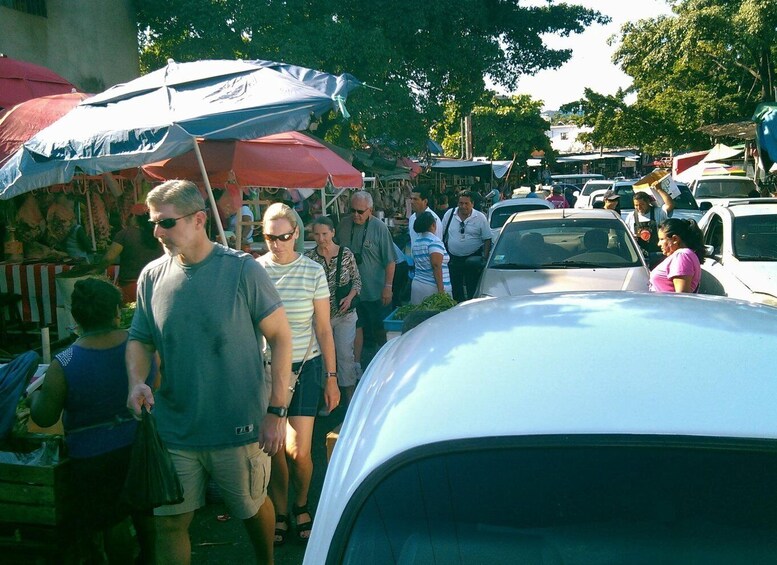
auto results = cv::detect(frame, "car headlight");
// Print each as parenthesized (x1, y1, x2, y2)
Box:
(751, 292, 777, 307)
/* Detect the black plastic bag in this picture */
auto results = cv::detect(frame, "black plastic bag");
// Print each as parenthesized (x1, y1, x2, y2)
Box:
(121, 406, 184, 511)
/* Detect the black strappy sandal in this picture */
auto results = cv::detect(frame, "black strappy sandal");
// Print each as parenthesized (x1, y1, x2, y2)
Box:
(292, 503, 313, 543)
(274, 514, 289, 547)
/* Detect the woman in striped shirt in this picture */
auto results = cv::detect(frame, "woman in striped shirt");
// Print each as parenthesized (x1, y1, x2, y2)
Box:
(257, 203, 339, 545)
(411, 211, 452, 304)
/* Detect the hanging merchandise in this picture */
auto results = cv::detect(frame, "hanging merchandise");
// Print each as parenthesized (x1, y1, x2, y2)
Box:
(3, 226, 23, 262)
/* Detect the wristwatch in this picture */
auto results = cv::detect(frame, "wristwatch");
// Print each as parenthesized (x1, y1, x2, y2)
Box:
(267, 405, 288, 418)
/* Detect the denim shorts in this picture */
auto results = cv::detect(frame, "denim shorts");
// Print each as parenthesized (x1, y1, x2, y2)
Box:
(288, 354, 323, 417)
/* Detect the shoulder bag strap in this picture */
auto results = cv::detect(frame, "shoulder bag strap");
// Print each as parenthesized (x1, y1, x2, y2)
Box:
(442, 208, 456, 246)
(335, 246, 344, 286)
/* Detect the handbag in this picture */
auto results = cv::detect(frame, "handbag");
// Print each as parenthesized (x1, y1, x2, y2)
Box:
(334, 247, 359, 309)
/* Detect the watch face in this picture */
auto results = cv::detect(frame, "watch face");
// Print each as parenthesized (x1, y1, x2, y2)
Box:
(267, 406, 287, 417)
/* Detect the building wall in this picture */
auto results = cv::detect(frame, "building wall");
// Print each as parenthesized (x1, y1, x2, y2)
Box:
(0, 0, 139, 93)
(546, 124, 593, 154)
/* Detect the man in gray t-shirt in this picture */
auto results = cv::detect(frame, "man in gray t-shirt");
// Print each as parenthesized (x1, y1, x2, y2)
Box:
(127, 180, 292, 564)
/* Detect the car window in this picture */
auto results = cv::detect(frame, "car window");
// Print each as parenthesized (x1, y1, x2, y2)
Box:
(334, 438, 777, 564)
(581, 181, 613, 196)
(672, 185, 699, 210)
(489, 204, 553, 229)
(694, 178, 757, 199)
(490, 218, 642, 267)
(704, 215, 724, 255)
(733, 214, 777, 260)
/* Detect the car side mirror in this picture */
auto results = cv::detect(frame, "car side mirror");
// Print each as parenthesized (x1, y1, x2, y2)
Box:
(699, 201, 712, 211)
(703, 244, 715, 258)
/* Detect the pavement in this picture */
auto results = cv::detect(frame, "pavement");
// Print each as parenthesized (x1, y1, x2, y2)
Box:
(189, 407, 346, 565)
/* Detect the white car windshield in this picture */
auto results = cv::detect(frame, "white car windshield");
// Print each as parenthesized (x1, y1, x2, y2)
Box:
(695, 178, 757, 199)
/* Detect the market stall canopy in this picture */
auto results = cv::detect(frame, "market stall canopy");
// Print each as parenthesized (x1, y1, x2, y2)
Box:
(703, 143, 743, 163)
(0, 58, 362, 200)
(142, 131, 363, 189)
(673, 161, 746, 184)
(0, 54, 77, 110)
(0, 92, 92, 165)
(673, 150, 708, 177)
(555, 151, 639, 164)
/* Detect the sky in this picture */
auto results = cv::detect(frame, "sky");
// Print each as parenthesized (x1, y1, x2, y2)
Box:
(510, 0, 674, 112)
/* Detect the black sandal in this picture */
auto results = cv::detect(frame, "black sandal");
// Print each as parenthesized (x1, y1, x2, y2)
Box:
(292, 503, 313, 543)
(274, 514, 289, 547)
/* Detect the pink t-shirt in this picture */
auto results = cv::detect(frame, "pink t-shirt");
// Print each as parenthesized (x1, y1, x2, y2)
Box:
(649, 248, 701, 292)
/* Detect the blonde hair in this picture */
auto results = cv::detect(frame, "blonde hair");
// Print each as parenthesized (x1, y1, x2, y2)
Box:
(263, 202, 298, 230)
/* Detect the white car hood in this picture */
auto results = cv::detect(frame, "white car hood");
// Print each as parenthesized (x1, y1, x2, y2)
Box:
(731, 261, 777, 295)
(480, 266, 649, 296)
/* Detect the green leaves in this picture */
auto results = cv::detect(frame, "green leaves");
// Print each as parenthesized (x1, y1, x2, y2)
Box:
(135, 0, 605, 153)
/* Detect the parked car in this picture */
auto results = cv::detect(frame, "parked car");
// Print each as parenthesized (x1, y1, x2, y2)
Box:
(305, 292, 777, 564)
(574, 179, 615, 208)
(474, 208, 649, 298)
(690, 175, 759, 209)
(697, 199, 777, 306)
(486, 197, 554, 241)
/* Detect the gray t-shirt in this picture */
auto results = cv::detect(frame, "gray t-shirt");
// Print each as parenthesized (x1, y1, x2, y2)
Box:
(336, 216, 396, 302)
(129, 244, 282, 449)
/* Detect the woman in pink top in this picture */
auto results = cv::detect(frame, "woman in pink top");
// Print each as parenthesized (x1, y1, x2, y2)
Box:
(649, 218, 705, 293)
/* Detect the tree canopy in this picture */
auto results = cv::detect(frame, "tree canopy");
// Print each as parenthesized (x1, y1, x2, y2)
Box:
(136, 0, 606, 153)
(433, 93, 553, 161)
(562, 0, 777, 153)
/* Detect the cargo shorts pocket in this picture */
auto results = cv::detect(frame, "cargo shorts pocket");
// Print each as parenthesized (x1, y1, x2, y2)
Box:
(249, 453, 268, 499)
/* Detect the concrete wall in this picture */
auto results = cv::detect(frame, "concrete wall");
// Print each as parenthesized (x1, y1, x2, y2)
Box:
(0, 0, 139, 93)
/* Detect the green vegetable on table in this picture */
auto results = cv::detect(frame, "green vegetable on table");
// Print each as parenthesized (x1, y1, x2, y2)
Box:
(393, 293, 456, 320)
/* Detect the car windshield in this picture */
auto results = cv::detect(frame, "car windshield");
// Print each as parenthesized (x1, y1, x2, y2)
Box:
(489, 204, 554, 229)
(694, 178, 757, 199)
(489, 218, 642, 268)
(336, 437, 777, 564)
(733, 214, 777, 260)
(580, 181, 613, 196)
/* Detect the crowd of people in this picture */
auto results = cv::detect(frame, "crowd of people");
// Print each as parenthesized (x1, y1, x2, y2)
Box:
(23, 176, 708, 563)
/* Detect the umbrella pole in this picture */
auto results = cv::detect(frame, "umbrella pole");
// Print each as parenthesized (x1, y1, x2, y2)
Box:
(84, 181, 97, 251)
(192, 139, 228, 246)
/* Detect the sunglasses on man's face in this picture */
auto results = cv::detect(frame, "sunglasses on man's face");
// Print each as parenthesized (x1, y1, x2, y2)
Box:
(351, 208, 368, 215)
(150, 210, 202, 229)
(263, 230, 295, 242)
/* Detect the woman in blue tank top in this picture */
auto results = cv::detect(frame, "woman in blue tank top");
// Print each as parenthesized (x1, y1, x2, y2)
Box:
(31, 277, 156, 563)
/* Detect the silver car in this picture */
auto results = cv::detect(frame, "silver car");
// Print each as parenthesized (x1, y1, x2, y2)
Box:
(305, 292, 777, 564)
(475, 208, 649, 297)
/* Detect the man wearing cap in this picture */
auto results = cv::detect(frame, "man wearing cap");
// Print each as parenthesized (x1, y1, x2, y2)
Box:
(546, 185, 569, 209)
(602, 190, 622, 214)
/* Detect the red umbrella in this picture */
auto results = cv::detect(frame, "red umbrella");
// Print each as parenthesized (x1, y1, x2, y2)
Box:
(0, 55, 77, 110)
(142, 131, 363, 189)
(0, 92, 92, 165)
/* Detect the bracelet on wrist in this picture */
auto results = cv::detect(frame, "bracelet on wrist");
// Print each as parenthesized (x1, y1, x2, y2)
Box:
(326, 371, 338, 378)
(384, 284, 393, 288)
